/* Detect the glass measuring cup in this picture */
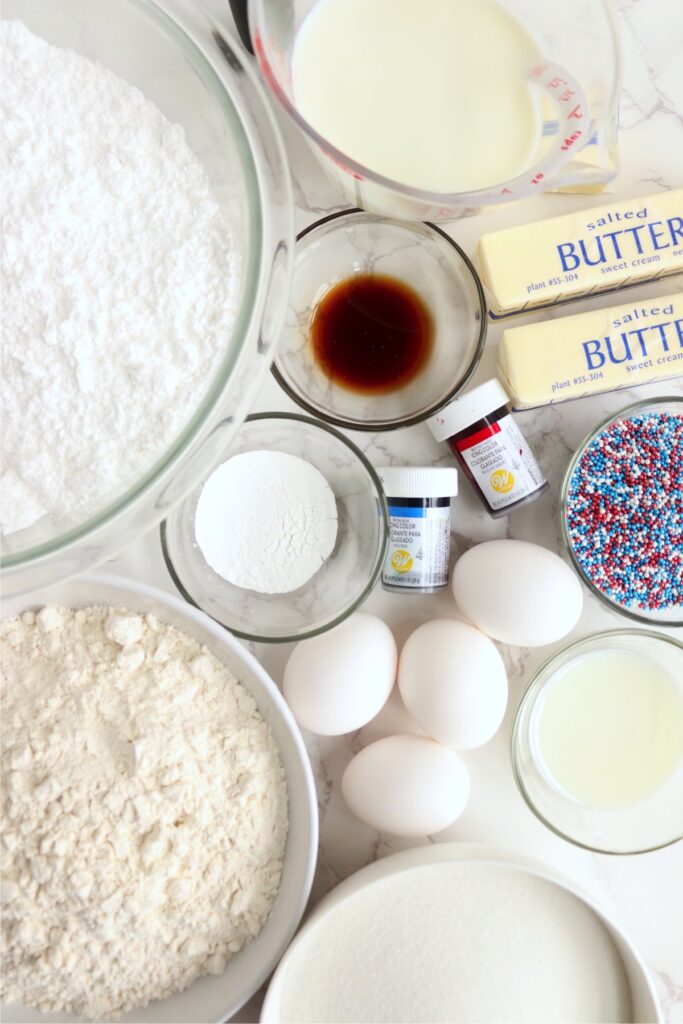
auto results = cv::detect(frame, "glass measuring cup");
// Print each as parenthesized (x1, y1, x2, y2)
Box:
(244, 0, 621, 222)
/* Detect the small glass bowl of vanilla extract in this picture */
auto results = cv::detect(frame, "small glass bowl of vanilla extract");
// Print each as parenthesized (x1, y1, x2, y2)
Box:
(272, 209, 487, 431)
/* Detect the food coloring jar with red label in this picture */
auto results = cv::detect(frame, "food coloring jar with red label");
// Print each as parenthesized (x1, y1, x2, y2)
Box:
(427, 379, 547, 518)
(377, 467, 458, 593)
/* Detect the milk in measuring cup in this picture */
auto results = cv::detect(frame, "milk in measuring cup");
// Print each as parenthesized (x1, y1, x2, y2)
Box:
(292, 0, 541, 194)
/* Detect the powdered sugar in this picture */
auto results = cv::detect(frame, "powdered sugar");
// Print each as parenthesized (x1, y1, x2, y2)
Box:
(0, 21, 239, 535)
(0, 604, 287, 1019)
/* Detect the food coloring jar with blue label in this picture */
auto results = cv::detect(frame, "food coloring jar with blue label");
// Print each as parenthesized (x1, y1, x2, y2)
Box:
(377, 467, 458, 594)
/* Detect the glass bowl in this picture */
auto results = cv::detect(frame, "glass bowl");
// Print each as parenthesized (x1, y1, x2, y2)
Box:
(160, 412, 389, 643)
(512, 629, 683, 855)
(561, 397, 683, 626)
(1, 0, 292, 598)
(271, 210, 486, 431)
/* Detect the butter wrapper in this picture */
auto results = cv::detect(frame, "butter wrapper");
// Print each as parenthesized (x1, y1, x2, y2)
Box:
(499, 293, 683, 409)
(478, 189, 683, 318)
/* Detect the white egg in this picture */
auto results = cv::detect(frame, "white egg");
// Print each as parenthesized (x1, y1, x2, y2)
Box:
(452, 539, 583, 647)
(398, 619, 508, 750)
(341, 734, 470, 836)
(283, 612, 397, 736)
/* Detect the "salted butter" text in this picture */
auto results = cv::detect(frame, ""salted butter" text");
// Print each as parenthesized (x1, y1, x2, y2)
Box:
(582, 304, 683, 370)
(557, 208, 683, 272)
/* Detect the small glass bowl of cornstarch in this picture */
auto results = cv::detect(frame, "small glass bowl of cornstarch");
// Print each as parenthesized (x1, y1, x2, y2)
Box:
(161, 413, 389, 642)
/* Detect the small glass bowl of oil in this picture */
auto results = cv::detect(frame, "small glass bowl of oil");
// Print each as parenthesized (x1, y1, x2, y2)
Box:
(272, 209, 487, 431)
(512, 629, 683, 854)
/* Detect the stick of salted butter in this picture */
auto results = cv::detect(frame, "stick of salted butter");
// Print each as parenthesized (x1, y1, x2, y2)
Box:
(499, 293, 683, 409)
(478, 189, 683, 318)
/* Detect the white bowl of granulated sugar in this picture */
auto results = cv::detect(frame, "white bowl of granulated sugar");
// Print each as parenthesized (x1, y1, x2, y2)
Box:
(0, 575, 318, 1024)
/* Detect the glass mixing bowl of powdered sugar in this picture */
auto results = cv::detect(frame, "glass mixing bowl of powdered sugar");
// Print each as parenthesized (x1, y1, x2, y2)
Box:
(0, 0, 293, 596)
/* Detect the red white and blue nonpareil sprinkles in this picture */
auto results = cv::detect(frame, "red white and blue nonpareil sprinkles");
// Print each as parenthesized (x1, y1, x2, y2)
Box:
(566, 411, 683, 612)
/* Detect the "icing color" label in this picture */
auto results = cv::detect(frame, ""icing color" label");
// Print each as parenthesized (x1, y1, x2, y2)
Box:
(383, 504, 450, 589)
(454, 415, 546, 511)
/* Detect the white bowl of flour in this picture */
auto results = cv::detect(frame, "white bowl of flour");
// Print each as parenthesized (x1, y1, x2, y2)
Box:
(0, 575, 317, 1024)
(0, 1, 292, 596)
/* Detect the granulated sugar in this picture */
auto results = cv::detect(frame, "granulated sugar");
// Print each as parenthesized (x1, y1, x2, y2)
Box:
(276, 861, 632, 1023)
(0, 22, 239, 535)
(0, 605, 287, 1019)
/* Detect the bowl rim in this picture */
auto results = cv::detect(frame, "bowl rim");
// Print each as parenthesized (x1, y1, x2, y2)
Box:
(510, 626, 683, 855)
(1, 0, 292, 581)
(270, 208, 487, 431)
(0, 570, 319, 1024)
(559, 396, 683, 627)
(160, 410, 390, 643)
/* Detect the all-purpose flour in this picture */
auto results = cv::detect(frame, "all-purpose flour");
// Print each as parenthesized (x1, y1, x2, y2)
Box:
(0, 22, 239, 535)
(0, 606, 287, 1019)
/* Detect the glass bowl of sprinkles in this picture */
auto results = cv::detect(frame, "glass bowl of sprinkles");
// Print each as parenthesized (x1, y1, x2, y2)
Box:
(561, 397, 683, 626)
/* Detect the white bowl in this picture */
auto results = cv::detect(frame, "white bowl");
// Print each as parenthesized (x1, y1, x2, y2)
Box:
(1, 574, 318, 1024)
(262, 843, 661, 1023)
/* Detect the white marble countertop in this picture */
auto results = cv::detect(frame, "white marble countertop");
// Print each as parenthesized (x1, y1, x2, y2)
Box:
(111, 1, 683, 1020)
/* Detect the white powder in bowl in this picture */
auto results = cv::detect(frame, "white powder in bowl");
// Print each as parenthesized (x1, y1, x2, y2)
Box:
(276, 861, 632, 1023)
(195, 451, 338, 594)
(0, 21, 239, 536)
(0, 605, 288, 1020)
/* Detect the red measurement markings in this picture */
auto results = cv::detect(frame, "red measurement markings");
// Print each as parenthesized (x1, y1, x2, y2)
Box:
(561, 130, 584, 151)
(253, 35, 280, 95)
